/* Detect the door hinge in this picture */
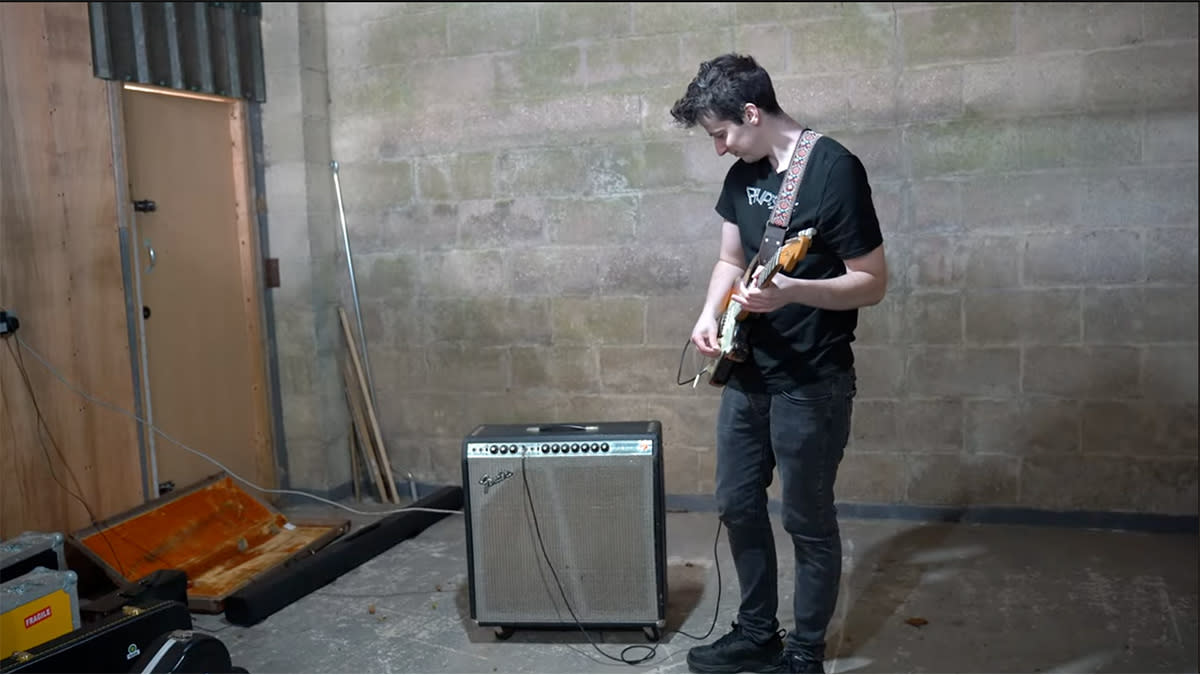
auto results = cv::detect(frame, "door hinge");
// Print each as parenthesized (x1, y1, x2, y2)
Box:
(263, 258, 280, 288)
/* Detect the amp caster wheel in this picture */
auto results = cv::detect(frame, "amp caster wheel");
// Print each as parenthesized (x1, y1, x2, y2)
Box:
(494, 626, 514, 640)
(643, 625, 661, 642)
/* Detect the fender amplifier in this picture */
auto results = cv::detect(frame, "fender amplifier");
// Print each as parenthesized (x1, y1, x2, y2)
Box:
(462, 421, 666, 638)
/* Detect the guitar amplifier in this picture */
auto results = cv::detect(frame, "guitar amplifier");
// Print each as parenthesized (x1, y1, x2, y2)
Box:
(462, 421, 666, 638)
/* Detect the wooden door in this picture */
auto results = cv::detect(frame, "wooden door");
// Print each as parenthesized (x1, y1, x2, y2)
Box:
(120, 85, 274, 496)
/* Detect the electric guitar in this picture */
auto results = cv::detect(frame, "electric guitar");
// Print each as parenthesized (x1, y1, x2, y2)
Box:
(707, 228, 817, 387)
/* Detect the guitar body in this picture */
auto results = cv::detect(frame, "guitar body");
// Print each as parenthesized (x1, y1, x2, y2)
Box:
(707, 229, 817, 387)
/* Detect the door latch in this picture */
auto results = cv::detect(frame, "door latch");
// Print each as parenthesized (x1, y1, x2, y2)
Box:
(133, 200, 157, 213)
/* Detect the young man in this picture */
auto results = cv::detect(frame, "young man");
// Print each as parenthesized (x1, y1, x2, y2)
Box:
(670, 54, 887, 674)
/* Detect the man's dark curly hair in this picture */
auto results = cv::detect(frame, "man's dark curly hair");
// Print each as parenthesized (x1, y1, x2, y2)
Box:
(670, 53, 783, 128)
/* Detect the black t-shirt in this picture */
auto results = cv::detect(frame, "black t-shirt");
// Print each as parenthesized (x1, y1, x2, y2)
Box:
(714, 133, 883, 393)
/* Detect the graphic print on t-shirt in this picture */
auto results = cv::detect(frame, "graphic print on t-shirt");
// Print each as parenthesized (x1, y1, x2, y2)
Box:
(745, 186, 777, 209)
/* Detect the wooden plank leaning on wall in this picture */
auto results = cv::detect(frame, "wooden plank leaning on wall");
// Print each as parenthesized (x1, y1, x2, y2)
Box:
(0, 2, 145, 538)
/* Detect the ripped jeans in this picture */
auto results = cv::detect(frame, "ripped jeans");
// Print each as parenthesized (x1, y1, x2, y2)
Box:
(714, 369, 855, 661)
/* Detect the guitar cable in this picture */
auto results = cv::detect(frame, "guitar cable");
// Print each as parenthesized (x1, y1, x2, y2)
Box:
(519, 448, 725, 666)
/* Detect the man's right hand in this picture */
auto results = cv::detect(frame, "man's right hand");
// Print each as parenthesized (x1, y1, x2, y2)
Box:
(691, 314, 721, 358)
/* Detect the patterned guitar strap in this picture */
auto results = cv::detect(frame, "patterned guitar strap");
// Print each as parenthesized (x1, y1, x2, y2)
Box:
(757, 128, 822, 262)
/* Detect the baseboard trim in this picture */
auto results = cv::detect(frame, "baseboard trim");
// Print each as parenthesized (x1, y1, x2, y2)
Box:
(665, 494, 1199, 534)
(282, 482, 1197, 535)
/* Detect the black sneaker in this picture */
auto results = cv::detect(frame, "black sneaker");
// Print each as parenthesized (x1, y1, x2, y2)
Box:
(686, 622, 787, 673)
(782, 653, 825, 674)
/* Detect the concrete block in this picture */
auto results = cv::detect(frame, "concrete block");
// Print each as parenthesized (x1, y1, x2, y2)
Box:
(1084, 287, 1199, 344)
(328, 64, 413, 117)
(1023, 346, 1141, 399)
(334, 160, 414, 217)
(733, 25, 788, 76)
(774, 74, 849, 130)
(422, 345, 510, 393)
(854, 398, 963, 453)
(964, 56, 1085, 118)
(417, 153, 495, 202)
(907, 234, 1020, 289)
(898, 65, 963, 123)
(547, 196, 638, 245)
(836, 452, 910, 503)
(263, 67, 303, 118)
(661, 446, 707, 496)
(359, 251, 419, 301)
(324, 2, 406, 28)
(633, 2, 733, 35)
(853, 346, 906, 398)
(1144, 111, 1200, 163)
(366, 202, 459, 253)
(1016, 3, 1141, 53)
(900, 4, 1016, 67)
(1142, 346, 1199, 402)
(422, 297, 552, 348)
(681, 29, 736, 82)
(551, 297, 646, 345)
(598, 346, 692, 394)
(494, 48, 585, 101)
(958, 172, 1081, 230)
(365, 347, 431, 395)
(457, 198, 547, 248)
(636, 191, 723, 244)
(735, 2, 852, 25)
(402, 55, 496, 108)
(1019, 113, 1142, 170)
(901, 291, 962, 345)
(418, 249, 507, 298)
(446, 3, 537, 55)
(965, 398, 1081, 456)
(906, 346, 1020, 398)
(871, 179, 906, 235)
(906, 453, 1019, 506)
(496, 147, 589, 197)
(845, 69, 898, 128)
(510, 346, 600, 393)
(1081, 167, 1200, 227)
(829, 127, 903, 181)
(585, 37, 685, 89)
(1021, 456, 1197, 513)
(1023, 230, 1142, 286)
(1144, 1, 1200, 40)
(538, 2, 632, 43)
(1084, 44, 1199, 113)
(262, 113, 306, 166)
(331, 9, 448, 70)
(1146, 227, 1199, 284)
(910, 179, 962, 233)
(645, 296, 705, 348)
(964, 289, 1081, 345)
(600, 243, 703, 295)
(908, 120, 1022, 178)
(791, 10, 894, 76)
(505, 245, 605, 297)
(555, 394, 650, 425)
(379, 392, 467, 438)
(855, 293, 904, 346)
(1082, 401, 1199, 457)
(260, 2, 300, 69)
(585, 142, 685, 195)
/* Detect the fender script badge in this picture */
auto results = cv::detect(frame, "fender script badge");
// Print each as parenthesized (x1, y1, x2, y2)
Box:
(479, 470, 514, 494)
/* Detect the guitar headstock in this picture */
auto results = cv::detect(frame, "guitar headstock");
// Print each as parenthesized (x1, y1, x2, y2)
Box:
(777, 228, 817, 271)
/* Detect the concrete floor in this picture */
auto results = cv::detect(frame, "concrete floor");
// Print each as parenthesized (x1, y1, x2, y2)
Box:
(189, 498, 1198, 674)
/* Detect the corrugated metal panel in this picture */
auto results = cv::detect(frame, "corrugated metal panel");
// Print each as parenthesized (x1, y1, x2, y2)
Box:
(89, 2, 266, 102)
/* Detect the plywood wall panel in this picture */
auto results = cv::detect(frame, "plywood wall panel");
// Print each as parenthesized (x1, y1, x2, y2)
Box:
(0, 2, 144, 538)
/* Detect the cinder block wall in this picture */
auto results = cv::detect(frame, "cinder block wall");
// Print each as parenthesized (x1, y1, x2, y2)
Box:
(261, 2, 1198, 516)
